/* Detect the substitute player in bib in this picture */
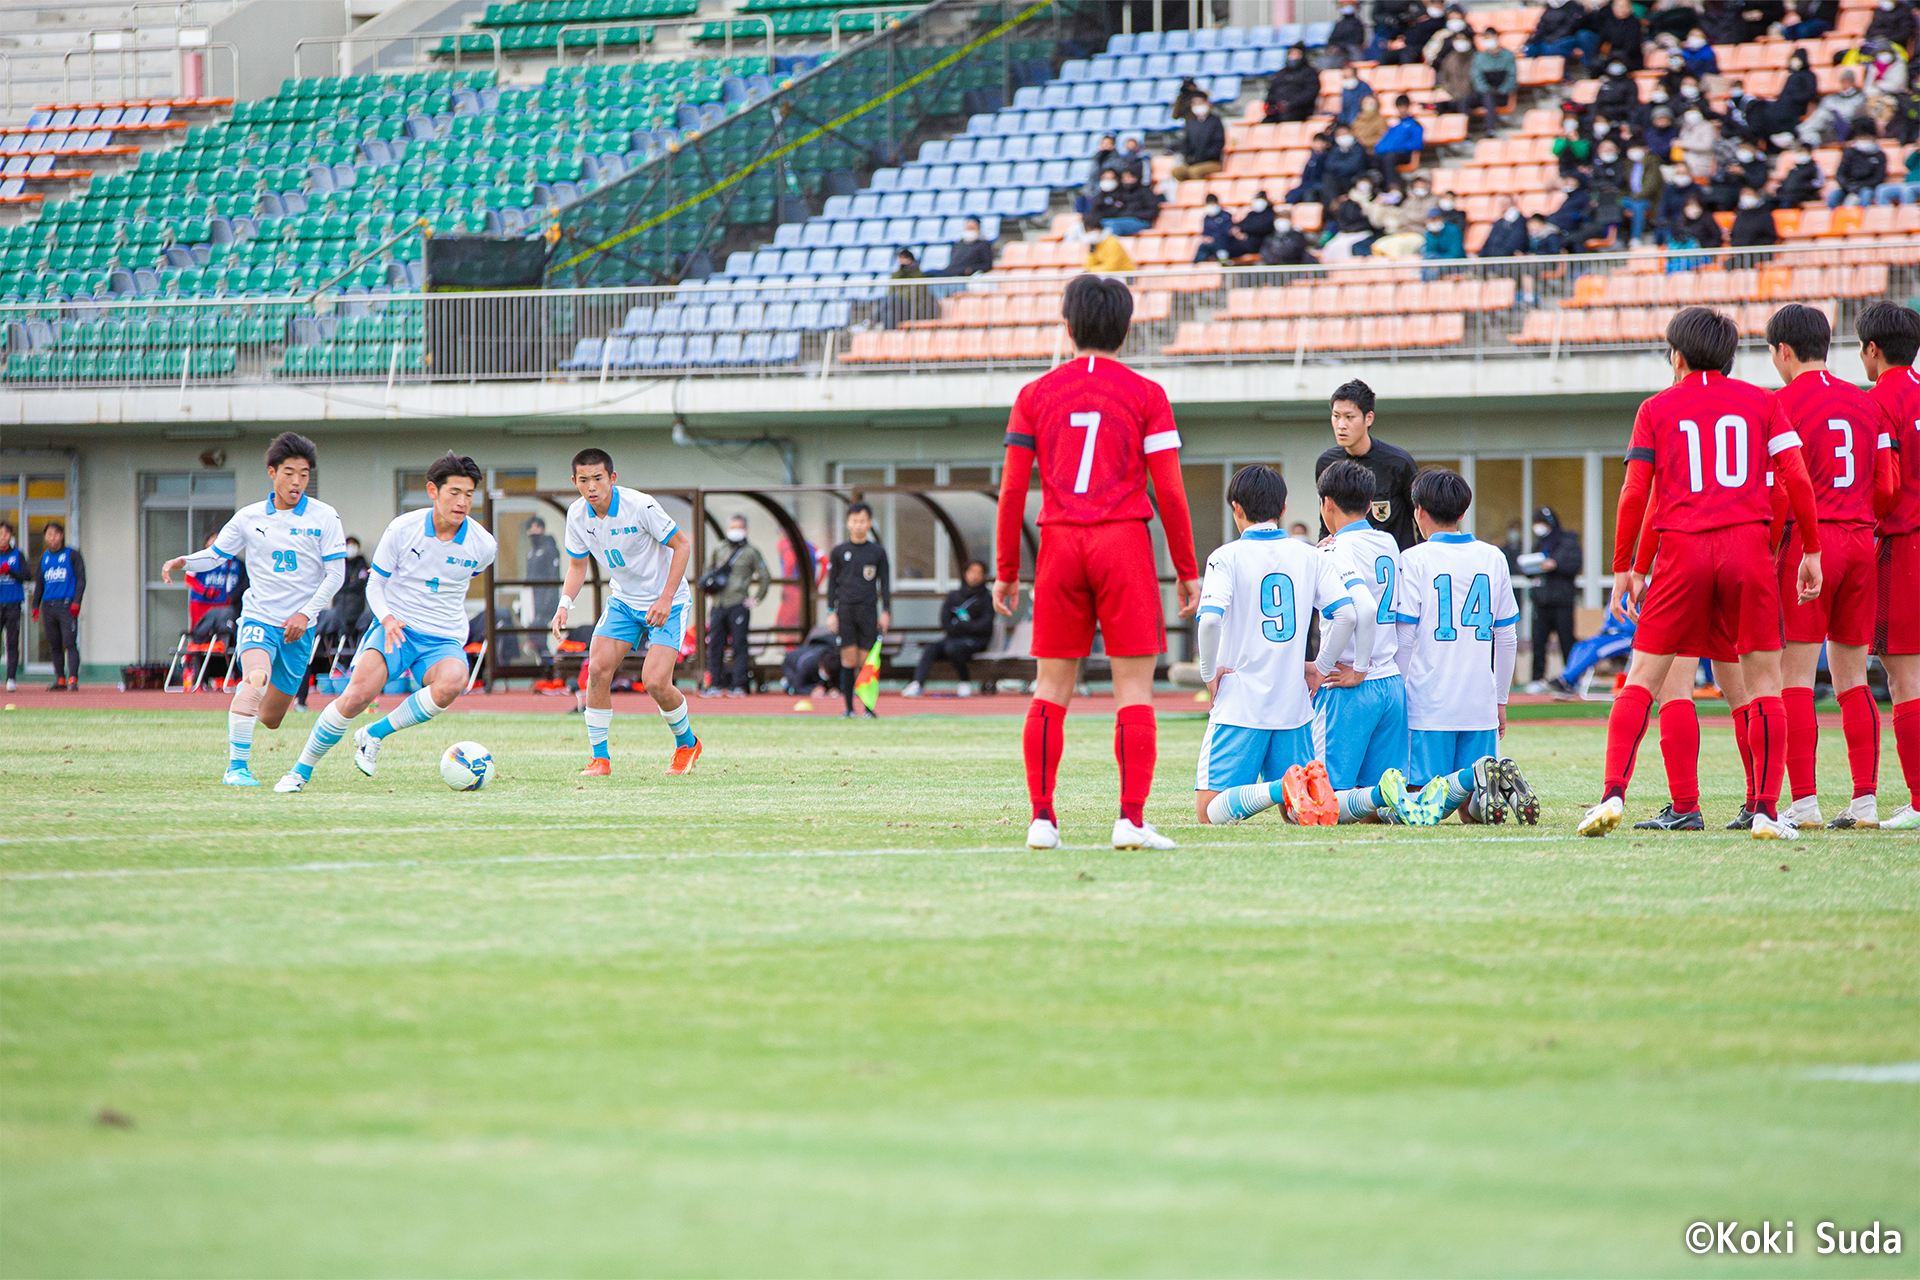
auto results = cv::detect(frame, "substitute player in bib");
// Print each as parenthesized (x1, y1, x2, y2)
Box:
(161, 432, 346, 787)
(1859, 300, 1920, 830)
(1580, 308, 1823, 840)
(1395, 468, 1537, 824)
(1766, 304, 1898, 829)
(276, 453, 498, 792)
(993, 274, 1202, 851)
(549, 448, 700, 776)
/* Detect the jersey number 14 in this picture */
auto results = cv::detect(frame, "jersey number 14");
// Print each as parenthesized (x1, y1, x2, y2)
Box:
(1433, 573, 1494, 642)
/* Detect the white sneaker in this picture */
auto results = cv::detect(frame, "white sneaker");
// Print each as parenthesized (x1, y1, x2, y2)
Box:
(901, 681, 923, 698)
(4, 679, 13, 692)
(1026, 817, 1061, 849)
(1826, 795, 1879, 829)
(1576, 795, 1625, 837)
(1525, 680, 1549, 695)
(1112, 817, 1176, 850)
(955, 681, 973, 698)
(353, 726, 381, 777)
(273, 771, 307, 793)
(1783, 795, 1823, 828)
(1751, 811, 1801, 840)
(1880, 804, 1920, 831)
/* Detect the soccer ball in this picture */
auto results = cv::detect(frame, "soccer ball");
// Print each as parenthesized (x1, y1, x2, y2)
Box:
(440, 741, 494, 791)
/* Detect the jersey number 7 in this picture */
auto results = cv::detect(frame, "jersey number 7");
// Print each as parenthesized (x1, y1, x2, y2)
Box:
(1069, 411, 1100, 494)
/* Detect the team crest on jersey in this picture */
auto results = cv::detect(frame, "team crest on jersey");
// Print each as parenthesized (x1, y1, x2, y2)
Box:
(862, 565, 876, 580)
(1371, 500, 1392, 523)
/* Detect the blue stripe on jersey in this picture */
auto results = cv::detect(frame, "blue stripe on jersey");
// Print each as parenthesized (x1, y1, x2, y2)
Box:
(1394, 611, 1421, 624)
(1198, 604, 1225, 617)
(370, 564, 391, 577)
(213, 546, 239, 560)
(567, 548, 592, 559)
(322, 552, 346, 561)
(1321, 596, 1352, 618)
(1429, 532, 1475, 544)
(1494, 614, 1519, 627)
(662, 523, 678, 541)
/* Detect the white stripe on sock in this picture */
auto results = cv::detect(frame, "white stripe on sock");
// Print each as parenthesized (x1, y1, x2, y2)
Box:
(227, 711, 255, 764)
(584, 706, 612, 748)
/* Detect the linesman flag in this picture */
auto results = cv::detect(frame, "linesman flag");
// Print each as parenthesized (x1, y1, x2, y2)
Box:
(855, 638, 883, 711)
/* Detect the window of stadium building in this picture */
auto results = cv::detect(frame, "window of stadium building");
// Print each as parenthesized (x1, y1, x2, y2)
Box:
(832, 463, 1000, 588)
(139, 471, 235, 662)
(0, 469, 75, 670)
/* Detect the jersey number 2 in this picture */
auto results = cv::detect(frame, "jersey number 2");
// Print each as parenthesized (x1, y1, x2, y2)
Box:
(1069, 411, 1100, 494)
(1259, 573, 1296, 643)
(1676, 415, 1750, 492)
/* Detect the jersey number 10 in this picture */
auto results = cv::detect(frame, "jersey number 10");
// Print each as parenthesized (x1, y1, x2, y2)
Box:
(1676, 415, 1750, 492)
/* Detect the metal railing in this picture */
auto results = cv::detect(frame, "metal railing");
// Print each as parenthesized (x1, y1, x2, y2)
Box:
(554, 15, 776, 66)
(1, 239, 1911, 391)
(292, 28, 502, 82)
(61, 29, 236, 103)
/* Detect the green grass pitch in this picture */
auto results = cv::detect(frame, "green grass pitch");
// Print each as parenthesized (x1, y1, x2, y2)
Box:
(1, 708, 1915, 1277)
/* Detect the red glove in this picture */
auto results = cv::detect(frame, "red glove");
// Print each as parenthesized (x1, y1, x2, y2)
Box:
(68, 601, 80, 616)
(30, 608, 38, 621)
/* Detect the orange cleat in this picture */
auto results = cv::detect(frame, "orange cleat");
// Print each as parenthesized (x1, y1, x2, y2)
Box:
(667, 738, 702, 775)
(1282, 762, 1340, 825)
(579, 758, 611, 776)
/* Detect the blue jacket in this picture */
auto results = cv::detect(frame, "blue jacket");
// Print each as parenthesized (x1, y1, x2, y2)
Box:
(1199, 208, 1234, 246)
(0, 548, 24, 605)
(1479, 213, 1531, 258)
(1374, 116, 1424, 155)
(1337, 80, 1374, 123)
(1423, 220, 1464, 259)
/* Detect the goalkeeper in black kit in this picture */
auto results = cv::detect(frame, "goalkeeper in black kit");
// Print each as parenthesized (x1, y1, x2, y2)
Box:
(825, 502, 891, 719)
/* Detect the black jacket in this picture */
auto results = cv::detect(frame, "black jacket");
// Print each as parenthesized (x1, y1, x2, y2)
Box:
(1865, 2, 1916, 48)
(1675, 210, 1723, 247)
(1260, 227, 1314, 264)
(1180, 113, 1226, 165)
(826, 539, 890, 611)
(942, 238, 994, 275)
(1315, 438, 1421, 549)
(1530, 0, 1590, 45)
(1593, 74, 1640, 118)
(1837, 146, 1888, 194)
(1730, 204, 1780, 246)
(336, 552, 371, 618)
(1480, 212, 1531, 256)
(1265, 60, 1322, 113)
(1234, 204, 1277, 243)
(1530, 519, 1584, 606)
(1593, 10, 1646, 68)
(1122, 182, 1162, 222)
(940, 583, 994, 642)
(1776, 158, 1825, 206)
(1328, 12, 1368, 46)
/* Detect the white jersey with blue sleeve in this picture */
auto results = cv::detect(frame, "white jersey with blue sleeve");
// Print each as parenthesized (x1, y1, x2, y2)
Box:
(1395, 532, 1521, 732)
(366, 509, 498, 641)
(1198, 524, 1355, 731)
(1320, 521, 1403, 679)
(564, 486, 693, 614)
(186, 493, 347, 627)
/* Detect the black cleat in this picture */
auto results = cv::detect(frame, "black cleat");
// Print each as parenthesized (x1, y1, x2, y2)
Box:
(1725, 807, 1756, 830)
(1633, 805, 1705, 830)
(1495, 757, 1540, 824)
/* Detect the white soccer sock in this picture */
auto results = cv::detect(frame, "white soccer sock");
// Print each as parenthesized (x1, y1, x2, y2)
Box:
(1206, 781, 1282, 825)
(227, 711, 255, 765)
(1335, 786, 1380, 824)
(368, 689, 441, 740)
(660, 698, 694, 747)
(296, 704, 353, 775)
(585, 706, 612, 758)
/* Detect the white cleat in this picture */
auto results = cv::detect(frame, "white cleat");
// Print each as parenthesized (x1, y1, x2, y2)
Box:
(901, 681, 924, 698)
(1112, 817, 1176, 850)
(1827, 795, 1879, 829)
(1026, 818, 1061, 850)
(1751, 812, 1801, 841)
(1576, 795, 1625, 837)
(353, 726, 380, 777)
(273, 771, 308, 793)
(955, 680, 973, 698)
(1879, 804, 1920, 831)
(222, 764, 259, 787)
(1783, 795, 1823, 828)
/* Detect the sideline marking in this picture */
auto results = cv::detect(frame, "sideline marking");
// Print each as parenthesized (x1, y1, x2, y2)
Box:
(1805, 1063, 1920, 1084)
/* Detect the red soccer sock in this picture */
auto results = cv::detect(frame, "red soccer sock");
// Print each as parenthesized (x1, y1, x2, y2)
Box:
(1835, 685, 1881, 800)
(1782, 685, 1819, 802)
(1603, 683, 1656, 801)
(1732, 700, 1757, 809)
(1114, 703, 1157, 826)
(1024, 698, 1066, 823)
(1749, 694, 1788, 820)
(1894, 700, 1920, 810)
(1660, 698, 1701, 813)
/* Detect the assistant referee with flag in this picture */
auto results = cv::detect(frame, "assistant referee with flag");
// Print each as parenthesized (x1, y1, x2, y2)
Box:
(825, 502, 890, 719)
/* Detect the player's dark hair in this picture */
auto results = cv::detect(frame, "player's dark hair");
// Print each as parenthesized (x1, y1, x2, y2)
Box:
(1228, 464, 1289, 524)
(1765, 302, 1831, 363)
(1857, 300, 1920, 367)
(44, 520, 64, 535)
(571, 447, 614, 475)
(1412, 468, 1473, 526)
(426, 451, 484, 489)
(1665, 306, 1739, 374)
(963, 558, 989, 575)
(1330, 378, 1375, 417)
(1061, 273, 1132, 352)
(264, 431, 317, 470)
(846, 501, 873, 519)
(1316, 459, 1375, 517)
(0, 521, 12, 535)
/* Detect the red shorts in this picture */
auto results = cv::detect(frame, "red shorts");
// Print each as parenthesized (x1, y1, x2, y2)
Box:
(1639, 523, 1780, 661)
(1030, 519, 1165, 659)
(1778, 521, 1875, 647)
(1877, 531, 1920, 656)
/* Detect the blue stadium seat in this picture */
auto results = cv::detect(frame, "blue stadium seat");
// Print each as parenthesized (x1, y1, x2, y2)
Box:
(747, 249, 779, 276)
(1041, 83, 1071, 108)
(723, 252, 754, 277)
(1028, 133, 1058, 159)
(741, 332, 771, 364)
(736, 302, 766, 330)
(1070, 82, 1098, 107)
(879, 192, 910, 217)
(1001, 135, 1029, 160)
(1193, 27, 1220, 47)
(791, 300, 823, 329)
(801, 222, 830, 248)
(861, 247, 894, 272)
(681, 305, 710, 332)
(1098, 81, 1126, 106)
(983, 161, 1012, 188)
(712, 333, 744, 365)
(922, 244, 952, 271)
(934, 189, 964, 216)
(896, 168, 926, 192)
(1202, 50, 1230, 74)
(1040, 159, 1075, 187)
(1058, 59, 1089, 81)
(773, 223, 803, 249)
(771, 332, 801, 362)
(618, 335, 658, 368)
(954, 163, 983, 188)
(965, 113, 995, 135)
(905, 190, 935, 216)
(1013, 86, 1043, 108)
(945, 137, 975, 163)
(961, 189, 992, 216)
(1304, 21, 1332, 44)
(763, 301, 795, 330)
(1220, 25, 1249, 46)
(601, 336, 632, 367)
(685, 334, 715, 366)
(1172, 51, 1202, 75)
(1229, 48, 1260, 74)
(916, 140, 947, 164)
(1132, 31, 1163, 52)
(805, 248, 837, 274)
(1011, 160, 1041, 187)
(829, 221, 858, 247)
(616, 306, 653, 333)
(558, 338, 601, 370)
(883, 216, 914, 244)
(1107, 32, 1135, 54)
(834, 247, 866, 272)
(856, 219, 887, 246)
(1164, 30, 1192, 51)
(912, 216, 944, 243)
(850, 193, 881, 219)
(1145, 53, 1172, 77)
(870, 168, 901, 192)
(974, 137, 1003, 162)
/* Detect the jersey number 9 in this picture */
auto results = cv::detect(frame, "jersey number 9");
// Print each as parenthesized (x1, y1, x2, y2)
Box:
(1260, 572, 1296, 643)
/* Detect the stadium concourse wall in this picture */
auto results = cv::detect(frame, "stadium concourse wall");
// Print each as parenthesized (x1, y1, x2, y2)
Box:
(3, 337, 1808, 683)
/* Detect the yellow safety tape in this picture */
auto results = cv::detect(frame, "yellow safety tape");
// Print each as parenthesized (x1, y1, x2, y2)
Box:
(551, 0, 1055, 272)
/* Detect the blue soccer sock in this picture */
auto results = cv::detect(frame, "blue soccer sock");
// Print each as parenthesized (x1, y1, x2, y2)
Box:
(1337, 784, 1384, 824)
(293, 704, 352, 779)
(660, 698, 695, 747)
(1205, 781, 1283, 825)
(584, 706, 612, 760)
(1439, 765, 1477, 819)
(367, 689, 441, 741)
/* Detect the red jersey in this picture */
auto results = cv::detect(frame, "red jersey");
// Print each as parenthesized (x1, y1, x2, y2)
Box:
(1773, 369, 1886, 528)
(1004, 354, 1181, 527)
(1874, 365, 1920, 536)
(1627, 371, 1800, 534)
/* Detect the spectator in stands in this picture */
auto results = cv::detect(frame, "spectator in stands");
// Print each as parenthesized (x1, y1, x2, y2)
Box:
(1424, 6, 1475, 61)
(1590, 113, 1624, 151)
(1647, 0, 1703, 41)
(1173, 76, 1204, 124)
(1777, 0, 1832, 38)
(1671, 193, 1724, 249)
(1197, 194, 1235, 261)
(701, 513, 770, 699)
(1370, 183, 1429, 257)
(1865, 0, 1917, 51)
(1266, 46, 1323, 122)
(881, 248, 924, 329)
(1673, 74, 1715, 120)
(1595, 0, 1648, 69)
(1172, 92, 1226, 182)
(1230, 191, 1277, 256)
(1548, 173, 1593, 234)
(1677, 106, 1720, 176)
(1619, 142, 1665, 242)
(902, 560, 993, 698)
(1591, 138, 1627, 194)
(1352, 95, 1390, 150)
(1376, 94, 1427, 166)
(1830, 131, 1891, 205)
(1799, 69, 1868, 144)
(1750, 49, 1819, 138)
(1092, 172, 1136, 232)
(1776, 140, 1828, 203)
(1524, 0, 1601, 70)
(1432, 187, 1468, 232)
(1526, 212, 1568, 257)
(1079, 135, 1118, 212)
(1644, 104, 1679, 157)
(1595, 59, 1642, 119)
(1721, 80, 1766, 140)
(1859, 39, 1909, 104)
(1328, 2, 1370, 60)
(939, 217, 994, 279)
(1380, 0, 1449, 64)
(1288, 132, 1333, 202)
(1337, 69, 1375, 122)
(1466, 31, 1519, 134)
(1730, 187, 1782, 243)
(1120, 168, 1161, 230)
(1325, 181, 1384, 257)
(1573, 185, 1627, 246)
(1874, 145, 1920, 202)
(1421, 208, 1465, 272)
(1112, 136, 1149, 182)
(1708, 141, 1770, 208)
(1678, 28, 1720, 75)
(1083, 216, 1136, 271)
(1655, 166, 1700, 236)
(1434, 32, 1478, 117)
(1260, 209, 1316, 264)
(1554, 116, 1595, 174)
(1323, 125, 1372, 203)
(1481, 198, 1532, 255)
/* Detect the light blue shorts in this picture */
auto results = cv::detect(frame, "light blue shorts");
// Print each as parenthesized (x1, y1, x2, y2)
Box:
(355, 622, 469, 684)
(1195, 721, 1315, 791)
(1312, 674, 1407, 791)
(1408, 728, 1499, 787)
(235, 616, 317, 696)
(594, 598, 688, 651)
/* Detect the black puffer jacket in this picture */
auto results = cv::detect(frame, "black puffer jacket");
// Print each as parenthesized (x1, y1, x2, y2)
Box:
(1530, 508, 1584, 607)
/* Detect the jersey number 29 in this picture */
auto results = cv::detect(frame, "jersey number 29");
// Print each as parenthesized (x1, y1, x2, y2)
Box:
(271, 549, 299, 573)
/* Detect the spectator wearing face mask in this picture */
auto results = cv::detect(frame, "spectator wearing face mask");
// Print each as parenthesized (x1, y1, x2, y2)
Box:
(1708, 141, 1770, 209)
(1260, 209, 1316, 264)
(1337, 70, 1376, 122)
(1197, 195, 1234, 261)
(1642, 104, 1679, 157)
(1873, 144, 1920, 203)
(1720, 79, 1766, 140)
(1381, 0, 1448, 64)
(1172, 93, 1225, 181)
(1351, 95, 1390, 149)
(1647, 0, 1702, 41)
(1321, 126, 1372, 203)
(1676, 105, 1720, 178)
(1420, 6, 1474, 63)
(1265, 45, 1322, 122)
(1864, 0, 1916, 50)
(1752, 49, 1819, 137)
(1369, 183, 1428, 257)
(701, 513, 771, 697)
(1655, 167, 1700, 238)
(1591, 139, 1627, 194)
(1830, 132, 1890, 205)
(1525, 212, 1567, 257)
(1524, 0, 1601, 68)
(1855, 38, 1909, 102)
(1082, 215, 1137, 271)
(1594, 59, 1642, 119)
(1480, 197, 1531, 256)
(1617, 144, 1664, 243)
(1669, 73, 1715, 120)
(1420, 208, 1464, 275)
(1325, 180, 1384, 258)
(1375, 93, 1427, 166)
(1553, 115, 1594, 174)
(1548, 173, 1593, 234)
(1230, 191, 1277, 256)
(1431, 188, 1467, 232)
(1287, 132, 1332, 203)
(1670, 195, 1723, 251)
(1595, 0, 1648, 69)
(1729, 187, 1780, 244)
(1677, 28, 1718, 76)
(1798, 69, 1867, 144)
(1327, 1, 1369, 58)
(941, 216, 994, 276)
(1777, 0, 1832, 37)
(1094, 171, 1150, 235)
(1432, 31, 1478, 116)
(1776, 143, 1828, 204)
(1522, 506, 1582, 693)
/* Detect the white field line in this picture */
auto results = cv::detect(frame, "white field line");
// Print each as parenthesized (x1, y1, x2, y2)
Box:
(1804, 1063, 1920, 1083)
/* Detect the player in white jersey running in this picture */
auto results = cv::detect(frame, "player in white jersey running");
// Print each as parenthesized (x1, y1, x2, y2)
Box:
(1193, 465, 1426, 827)
(1311, 461, 1425, 822)
(276, 453, 497, 792)
(549, 448, 701, 776)
(162, 432, 345, 787)
(1394, 468, 1539, 823)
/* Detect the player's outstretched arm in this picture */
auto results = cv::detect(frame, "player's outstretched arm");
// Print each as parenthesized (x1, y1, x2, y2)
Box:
(1609, 458, 1654, 623)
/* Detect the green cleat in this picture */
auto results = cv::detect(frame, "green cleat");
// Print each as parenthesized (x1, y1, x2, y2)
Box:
(1377, 769, 1421, 825)
(1411, 775, 1449, 826)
